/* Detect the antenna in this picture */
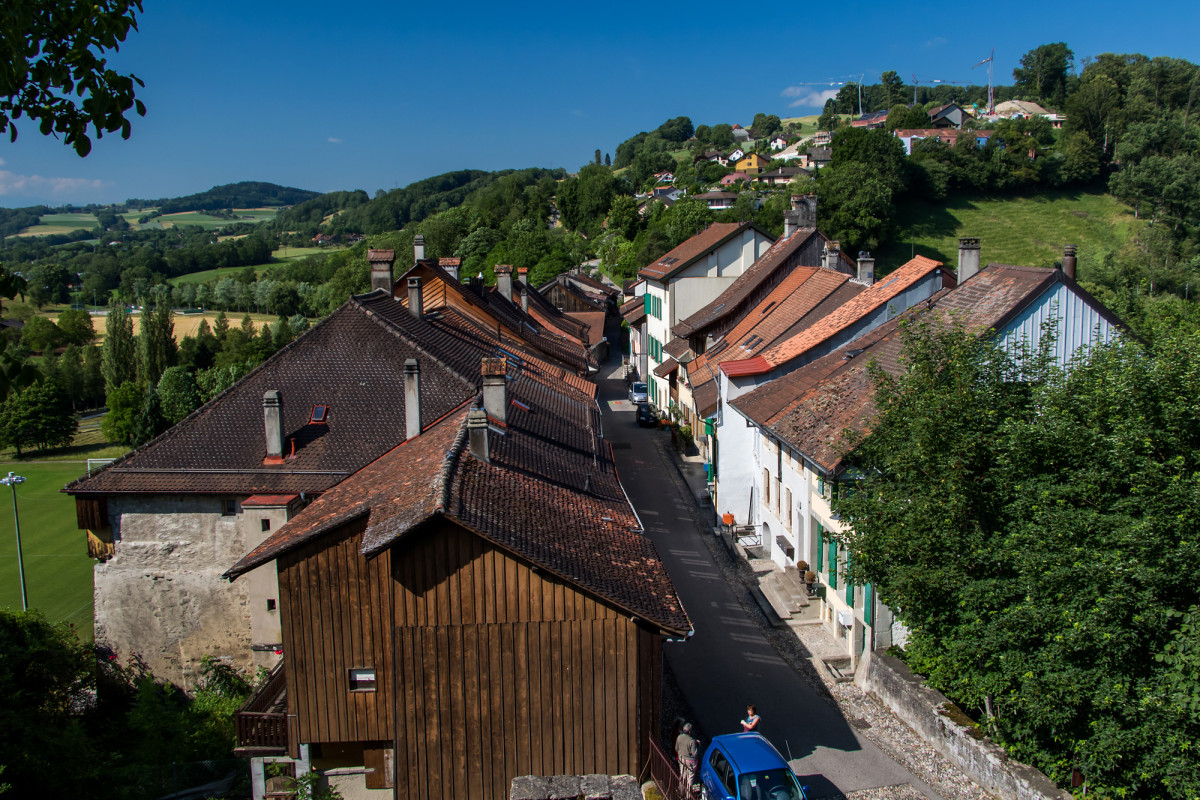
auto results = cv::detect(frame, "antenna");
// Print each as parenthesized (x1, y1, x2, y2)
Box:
(972, 48, 995, 114)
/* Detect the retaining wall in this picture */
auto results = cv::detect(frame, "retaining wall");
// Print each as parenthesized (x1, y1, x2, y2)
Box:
(857, 649, 1071, 800)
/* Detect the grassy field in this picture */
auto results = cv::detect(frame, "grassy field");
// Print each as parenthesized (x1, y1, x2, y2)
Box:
(0, 460, 99, 634)
(273, 244, 347, 261)
(170, 264, 271, 285)
(878, 189, 1145, 278)
(13, 212, 98, 237)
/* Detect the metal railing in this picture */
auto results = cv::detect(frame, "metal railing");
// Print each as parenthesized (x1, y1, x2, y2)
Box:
(646, 736, 690, 800)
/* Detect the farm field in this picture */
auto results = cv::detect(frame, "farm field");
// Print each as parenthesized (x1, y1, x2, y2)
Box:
(0, 460, 97, 635)
(878, 189, 1144, 278)
(49, 310, 278, 341)
(170, 264, 272, 284)
(273, 244, 346, 261)
(12, 212, 98, 237)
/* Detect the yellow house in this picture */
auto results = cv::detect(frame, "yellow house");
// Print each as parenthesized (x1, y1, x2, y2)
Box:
(735, 153, 771, 174)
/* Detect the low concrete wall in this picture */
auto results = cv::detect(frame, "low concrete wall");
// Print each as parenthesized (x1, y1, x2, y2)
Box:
(857, 649, 1071, 800)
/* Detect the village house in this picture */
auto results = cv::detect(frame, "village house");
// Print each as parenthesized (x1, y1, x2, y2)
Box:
(755, 166, 806, 186)
(729, 241, 1123, 668)
(694, 190, 738, 211)
(893, 128, 995, 155)
(223, 283, 689, 798)
(734, 152, 771, 175)
(927, 102, 971, 128)
(711, 252, 951, 534)
(635, 222, 775, 409)
(620, 280, 648, 380)
(64, 243, 598, 689)
(769, 135, 788, 151)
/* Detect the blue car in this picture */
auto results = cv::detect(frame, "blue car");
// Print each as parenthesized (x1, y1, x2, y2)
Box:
(698, 733, 807, 800)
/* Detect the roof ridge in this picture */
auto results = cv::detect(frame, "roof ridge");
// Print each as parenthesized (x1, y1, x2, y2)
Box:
(354, 292, 478, 396)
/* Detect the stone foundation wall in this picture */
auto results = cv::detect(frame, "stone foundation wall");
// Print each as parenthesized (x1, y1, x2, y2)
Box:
(857, 649, 1071, 800)
(509, 774, 641, 800)
(95, 495, 261, 688)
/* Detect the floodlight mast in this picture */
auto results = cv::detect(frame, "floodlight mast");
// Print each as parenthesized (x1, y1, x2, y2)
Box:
(1, 471, 27, 611)
(973, 48, 995, 114)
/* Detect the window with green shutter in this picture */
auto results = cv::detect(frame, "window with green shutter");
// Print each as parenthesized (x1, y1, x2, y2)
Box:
(644, 295, 651, 315)
(816, 526, 824, 572)
(864, 583, 874, 625)
(828, 540, 838, 590)
(845, 553, 854, 605)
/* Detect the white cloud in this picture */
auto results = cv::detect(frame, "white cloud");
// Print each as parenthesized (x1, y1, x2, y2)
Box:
(925, 36, 947, 48)
(0, 169, 104, 196)
(781, 87, 839, 108)
(328, 137, 343, 144)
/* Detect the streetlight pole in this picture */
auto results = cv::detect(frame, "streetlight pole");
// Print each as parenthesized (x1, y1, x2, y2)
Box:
(2, 472, 28, 611)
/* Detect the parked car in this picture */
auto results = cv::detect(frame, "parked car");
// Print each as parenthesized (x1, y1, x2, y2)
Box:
(636, 403, 657, 427)
(699, 733, 807, 800)
(629, 381, 649, 404)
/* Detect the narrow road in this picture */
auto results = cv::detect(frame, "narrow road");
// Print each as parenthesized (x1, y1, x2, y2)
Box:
(596, 356, 940, 799)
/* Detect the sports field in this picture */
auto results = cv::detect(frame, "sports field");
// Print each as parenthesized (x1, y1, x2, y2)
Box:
(0, 460, 96, 635)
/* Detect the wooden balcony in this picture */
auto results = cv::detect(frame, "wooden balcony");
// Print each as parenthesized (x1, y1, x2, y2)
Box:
(234, 661, 290, 757)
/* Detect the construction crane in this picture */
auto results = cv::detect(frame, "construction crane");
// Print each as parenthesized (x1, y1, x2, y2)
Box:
(787, 75, 867, 115)
(973, 49, 995, 114)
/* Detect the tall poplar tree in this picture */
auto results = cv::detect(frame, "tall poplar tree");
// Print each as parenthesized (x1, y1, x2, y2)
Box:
(101, 298, 137, 393)
(137, 297, 176, 387)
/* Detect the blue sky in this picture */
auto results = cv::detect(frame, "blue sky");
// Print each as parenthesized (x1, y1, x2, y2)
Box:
(2, 0, 1198, 208)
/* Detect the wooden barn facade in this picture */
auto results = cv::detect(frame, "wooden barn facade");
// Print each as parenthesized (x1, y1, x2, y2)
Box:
(228, 345, 688, 798)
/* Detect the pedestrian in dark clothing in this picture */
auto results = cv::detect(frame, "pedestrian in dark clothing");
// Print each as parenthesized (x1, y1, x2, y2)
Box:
(741, 704, 760, 733)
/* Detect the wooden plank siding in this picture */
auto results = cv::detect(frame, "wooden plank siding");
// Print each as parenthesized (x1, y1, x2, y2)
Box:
(277, 517, 395, 745)
(278, 516, 666, 799)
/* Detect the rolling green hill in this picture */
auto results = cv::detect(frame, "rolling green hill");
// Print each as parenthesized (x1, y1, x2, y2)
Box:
(878, 189, 1146, 281)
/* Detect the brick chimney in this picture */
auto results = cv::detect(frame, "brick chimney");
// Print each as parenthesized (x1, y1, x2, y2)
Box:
(517, 267, 530, 313)
(467, 405, 490, 463)
(1061, 244, 1077, 280)
(407, 277, 423, 319)
(404, 360, 421, 439)
(367, 249, 395, 294)
(823, 241, 841, 271)
(856, 251, 875, 286)
(495, 265, 514, 302)
(413, 234, 426, 263)
(263, 390, 284, 464)
(481, 357, 507, 424)
(957, 237, 981, 283)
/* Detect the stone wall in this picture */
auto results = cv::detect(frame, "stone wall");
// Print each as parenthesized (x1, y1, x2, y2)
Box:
(95, 495, 282, 689)
(857, 649, 1071, 800)
(509, 774, 641, 800)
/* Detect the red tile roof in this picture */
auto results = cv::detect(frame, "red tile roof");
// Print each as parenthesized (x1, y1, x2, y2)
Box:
(720, 255, 944, 377)
(731, 264, 1118, 474)
(638, 222, 765, 282)
(565, 311, 606, 346)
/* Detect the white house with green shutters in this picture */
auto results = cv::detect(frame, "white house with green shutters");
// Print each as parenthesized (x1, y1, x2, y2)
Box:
(635, 221, 773, 409)
(730, 252, 1125, 669)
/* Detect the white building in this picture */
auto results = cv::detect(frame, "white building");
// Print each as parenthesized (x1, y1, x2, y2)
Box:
(636, 222, 773, 409)
(730, 245, 1124, 667)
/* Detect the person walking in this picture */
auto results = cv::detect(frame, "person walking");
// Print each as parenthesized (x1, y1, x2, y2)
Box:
(675, 721, 699, 793)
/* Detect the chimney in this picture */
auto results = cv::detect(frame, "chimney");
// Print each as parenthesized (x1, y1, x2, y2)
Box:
(407, 277, 423, 319)
(413, 234, 426, 263)
(263, 390, 284, 463)
(796, 194, 817, 229)
(467, 405, 490, 463)
(958, 237, 981, 282)
(1061, 244, 1077, 280)
(441, 258, 460, 282)
(481, 357, 507, 424)
(856, 251, 876, 286)
(367, 249, 395, 295)
(495, 264, 513, 302)
(783, 198, 801, 239)
(404, 360, 421, 439)
(517, 267, 530, 312)
(823, 241, 841, 271)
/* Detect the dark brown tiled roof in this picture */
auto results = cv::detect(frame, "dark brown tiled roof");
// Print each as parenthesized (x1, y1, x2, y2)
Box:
(652, 358, 679, 378)
(65, 299, 477, 496)
(663, 337, 691, 359)
(229, 399, 692, 635)
(621, 296, 647, 325)
(565, 311, 606, 346)
(520, 283, 591, 340)
(638, 222, 768, 282)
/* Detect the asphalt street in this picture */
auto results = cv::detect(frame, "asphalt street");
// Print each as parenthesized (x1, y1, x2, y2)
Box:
(596, 358, 942, 800)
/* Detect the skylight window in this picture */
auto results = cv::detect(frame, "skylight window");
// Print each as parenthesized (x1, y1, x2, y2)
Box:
(309, 405, 329, 424)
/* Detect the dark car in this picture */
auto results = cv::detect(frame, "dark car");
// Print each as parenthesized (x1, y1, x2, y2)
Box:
(699, 733, 807, 800)
(636, 403, 657, 427)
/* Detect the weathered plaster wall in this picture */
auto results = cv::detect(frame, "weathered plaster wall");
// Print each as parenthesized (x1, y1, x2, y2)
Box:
(95, 495, 283, 688)
(857, 649, 1070, 800)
